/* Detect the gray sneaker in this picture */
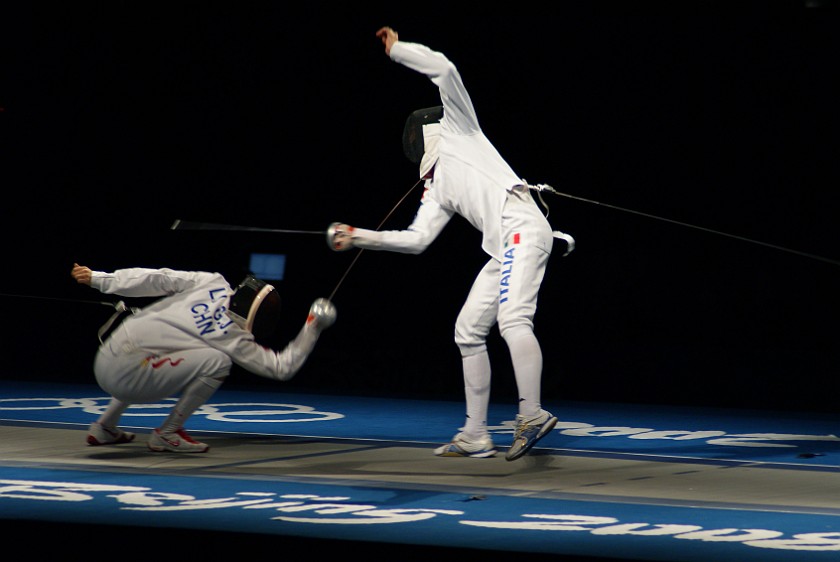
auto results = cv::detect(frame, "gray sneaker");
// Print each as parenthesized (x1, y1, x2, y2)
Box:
(147, 428, 209, 453)
(505, 410, 558, 461)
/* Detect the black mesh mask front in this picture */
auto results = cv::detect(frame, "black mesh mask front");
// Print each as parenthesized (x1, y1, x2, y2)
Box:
(402, 106, 443, 164)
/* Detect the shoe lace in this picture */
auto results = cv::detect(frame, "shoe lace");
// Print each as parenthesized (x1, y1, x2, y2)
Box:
(175, 428, 206, 444)
(513, 415, 545, 439)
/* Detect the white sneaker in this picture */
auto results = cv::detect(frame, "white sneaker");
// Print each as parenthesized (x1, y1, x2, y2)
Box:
(434, 432, 497, 458)
(86, 422, 136, 446)
(147, 428, 209, 453)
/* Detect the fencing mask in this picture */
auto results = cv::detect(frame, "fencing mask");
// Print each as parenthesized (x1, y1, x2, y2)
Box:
(402, 106, 443, 165)
(227, 275, 281, 342)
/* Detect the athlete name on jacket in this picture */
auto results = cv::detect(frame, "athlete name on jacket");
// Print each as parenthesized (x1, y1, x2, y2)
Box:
(191, 286, 234, 336)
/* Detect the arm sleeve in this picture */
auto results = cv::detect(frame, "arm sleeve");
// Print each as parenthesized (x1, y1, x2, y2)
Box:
(389, 41, 479, 135)
(351, 191, 454, 254)
(90, 268, 218, 298)
(229, 323, 322, 382)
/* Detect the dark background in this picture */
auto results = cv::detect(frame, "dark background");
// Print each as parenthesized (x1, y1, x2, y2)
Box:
(2, 2, 838, 413)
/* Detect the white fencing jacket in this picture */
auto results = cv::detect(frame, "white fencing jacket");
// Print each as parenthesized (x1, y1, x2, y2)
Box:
(92, 267, 319, 381)
(353, 41, 539, 262)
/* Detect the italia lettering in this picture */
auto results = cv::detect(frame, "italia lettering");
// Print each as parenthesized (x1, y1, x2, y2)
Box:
(500, 247, 515, 303)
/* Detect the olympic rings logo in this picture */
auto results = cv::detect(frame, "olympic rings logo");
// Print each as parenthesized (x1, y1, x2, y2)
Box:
(0, 397, 344, 423)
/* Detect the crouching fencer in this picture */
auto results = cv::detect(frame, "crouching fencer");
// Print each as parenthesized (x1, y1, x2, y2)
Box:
(71, 263, 336, 453)
(328, 27, 575, 461)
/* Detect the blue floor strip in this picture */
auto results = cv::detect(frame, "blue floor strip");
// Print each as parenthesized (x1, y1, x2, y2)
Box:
(2, 380, 838, 468)
(1, 380, 838, 561)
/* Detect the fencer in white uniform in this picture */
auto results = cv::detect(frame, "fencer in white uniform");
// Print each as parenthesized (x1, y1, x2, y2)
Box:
(329, 27, 573, 461)
(71, 264, 336, 453)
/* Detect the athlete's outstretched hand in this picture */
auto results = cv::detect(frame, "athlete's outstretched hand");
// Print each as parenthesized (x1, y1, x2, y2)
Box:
(71, 263, 93, 285)
(327, 222, 356, 251)
(376, 26, 398, 56)
(306, 298, 337, 331)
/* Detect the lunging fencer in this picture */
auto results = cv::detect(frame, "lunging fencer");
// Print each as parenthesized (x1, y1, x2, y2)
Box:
(329, 27, 574, 461)
(71, 263, 336, 453)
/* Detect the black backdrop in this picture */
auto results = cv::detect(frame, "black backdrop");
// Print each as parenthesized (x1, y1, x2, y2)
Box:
(2, 2, 838, 412)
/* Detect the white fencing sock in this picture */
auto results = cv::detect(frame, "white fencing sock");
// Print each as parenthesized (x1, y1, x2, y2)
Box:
(158, 377, 222, 435)
(96, 397, 130, 428)
(462, 350, 492, 439)
(506, 331, 543, 419)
